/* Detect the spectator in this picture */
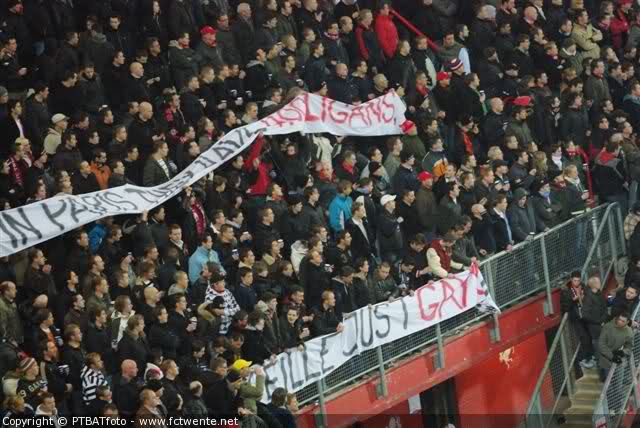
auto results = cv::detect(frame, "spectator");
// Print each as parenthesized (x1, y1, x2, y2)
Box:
(598, 313, 633, 381)
(204, 272, 240, 335)
(311, 290, 343, 337)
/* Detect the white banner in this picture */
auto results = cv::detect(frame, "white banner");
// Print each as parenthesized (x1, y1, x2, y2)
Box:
(0, 92, 406, 256)
(260, 264, 499, 401)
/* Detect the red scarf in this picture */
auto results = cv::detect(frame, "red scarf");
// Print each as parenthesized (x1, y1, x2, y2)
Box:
(416, 84, 428, 97)
(462, 132, 473, 156)
(342, 160, 354, 175)
(9, 156, 23, 187)
(191, 202, 206, 237)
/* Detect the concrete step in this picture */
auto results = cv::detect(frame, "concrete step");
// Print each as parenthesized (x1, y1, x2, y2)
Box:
(564, 404, 597, 425)
(572, 389, 602, 406)
(563, 409, 594, 426)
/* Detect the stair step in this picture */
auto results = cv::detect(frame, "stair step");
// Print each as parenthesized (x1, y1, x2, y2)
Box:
(565, 404, 597, 414)
(563, 411, 594, 426)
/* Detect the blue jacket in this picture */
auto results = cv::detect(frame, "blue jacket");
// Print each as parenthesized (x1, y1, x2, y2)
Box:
(188, 246, 225, 283)
(328, 194, 353, 233)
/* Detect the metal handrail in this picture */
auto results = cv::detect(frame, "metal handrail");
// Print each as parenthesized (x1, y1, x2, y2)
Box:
(581, 203, 622, 279)
(302, 203, 620, 417)
(524, 313, 571, 416)
(592, 288, 640, 427)
(523, 204, 621, 426)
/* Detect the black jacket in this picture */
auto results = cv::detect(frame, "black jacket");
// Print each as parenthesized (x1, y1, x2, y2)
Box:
(241, 329, 272, 365)
(116, 332, 151, 373)
(311, 305, 341, 338)
(490, 210, 513, 252)
(346, 218, 376, 259)
(327, 76, 358, 105)
(113, 374, 141, 418)
(376, 210, 403, 253)
(149, 322, 181, 361)
(143, 159, 172, 187)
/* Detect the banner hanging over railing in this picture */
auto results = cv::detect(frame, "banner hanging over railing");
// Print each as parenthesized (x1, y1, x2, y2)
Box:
(259, 263, 500, 402)
(0, 91, 406, 256)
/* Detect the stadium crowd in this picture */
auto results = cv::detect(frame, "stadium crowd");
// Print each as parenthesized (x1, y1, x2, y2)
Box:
(0, 0, 639, 425)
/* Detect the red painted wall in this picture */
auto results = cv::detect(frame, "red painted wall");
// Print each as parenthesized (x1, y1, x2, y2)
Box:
(298, 291, 561, 428)
(361, 400, 424, 428)
(455, 332, 548, 428)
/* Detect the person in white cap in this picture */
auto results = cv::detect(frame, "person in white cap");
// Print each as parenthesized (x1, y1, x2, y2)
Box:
(43, 114, 69, 155)
(376, 194, 404, 264)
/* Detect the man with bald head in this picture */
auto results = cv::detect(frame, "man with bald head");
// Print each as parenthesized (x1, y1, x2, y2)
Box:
(138, 285, 162, 327)
(128, 101, 163, 160)
(328, 63, 357, 104)
(125, 62, 151, 104)
(470, 203, 494, 256)
(482, 97, 507, 147)
(113, 359, 140, 419)
(517, 6, 538, 35)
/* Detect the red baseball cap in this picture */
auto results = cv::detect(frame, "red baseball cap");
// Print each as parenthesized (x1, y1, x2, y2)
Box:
(200, 26, 217, 36)
(513, 96, 532, 107)
(418, 171, 433, 182)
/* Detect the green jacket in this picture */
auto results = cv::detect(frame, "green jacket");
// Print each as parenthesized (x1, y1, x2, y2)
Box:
(0, 296, 23, 344)
(239, 374, 265, 414)
(598, 319, 633, 369)
(402, 135, 427, 165)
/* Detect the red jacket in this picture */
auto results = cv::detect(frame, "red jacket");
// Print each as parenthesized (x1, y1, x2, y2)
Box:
(430, 239, 452, 273)
(374, 14, 399, 59)
(610, 10, 630, 50)
(243, 135, 272, 196)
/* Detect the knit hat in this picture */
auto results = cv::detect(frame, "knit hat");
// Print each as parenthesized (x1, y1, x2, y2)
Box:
(18, 357, 36, 372)
(400, 120, 416, 134)
(548, 169, 563, 182)
(287, 193, 303, 206)
(492, 159, 508, 170)
(448, 59, 463, 72)
(146, 379, 164, 392)
(51, 113, 69, 124)
(531, 178, 549, 194)
(0, 86, 8, 98)
(436, 71, 451, 81)
(368, 161, 382, 175)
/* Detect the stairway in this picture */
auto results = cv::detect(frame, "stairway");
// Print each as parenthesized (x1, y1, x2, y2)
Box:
(561, 367, 604, 427)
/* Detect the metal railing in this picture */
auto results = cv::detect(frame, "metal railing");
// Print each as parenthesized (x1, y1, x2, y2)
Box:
(521, 203, 625, 427)
(592, 294, 640, 428)
(300, 203, 624, 424)
(523, 313, 581, 428)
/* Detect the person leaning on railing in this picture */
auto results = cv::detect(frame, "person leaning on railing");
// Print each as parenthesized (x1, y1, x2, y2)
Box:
(598, 312, 633, 382)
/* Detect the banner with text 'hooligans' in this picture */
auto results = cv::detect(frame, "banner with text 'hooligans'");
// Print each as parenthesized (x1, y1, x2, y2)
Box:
(0, 91, 406, 256)
(260, 263, 499, 402)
